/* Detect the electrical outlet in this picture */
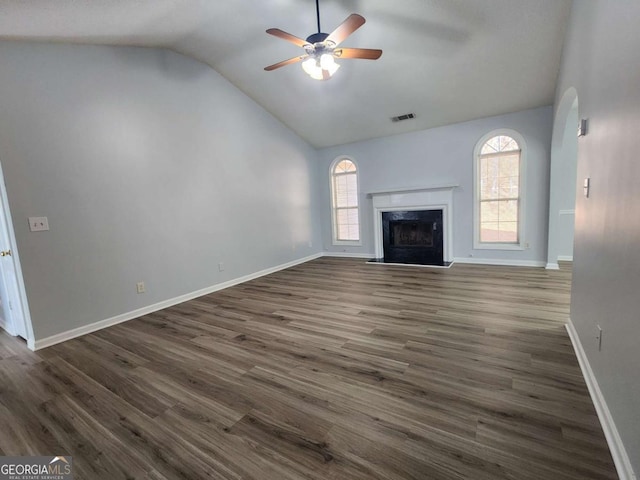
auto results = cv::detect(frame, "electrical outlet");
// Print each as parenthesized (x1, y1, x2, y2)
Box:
(218, 262, 225, 272)
(308, 241, 313, 248)
(524, 241, 530, 249)
(136, 281, 145, 294)
(28, 216, 49, 232)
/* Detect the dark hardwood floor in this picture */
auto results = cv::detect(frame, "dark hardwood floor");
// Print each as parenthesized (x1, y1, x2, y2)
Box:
(0, 258, 618, 479)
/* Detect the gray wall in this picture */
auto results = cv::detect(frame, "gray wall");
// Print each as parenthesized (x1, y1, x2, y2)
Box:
(318, 107, 553, 264)
(0, 42, 321, 340)
(555, 0, 640, 473)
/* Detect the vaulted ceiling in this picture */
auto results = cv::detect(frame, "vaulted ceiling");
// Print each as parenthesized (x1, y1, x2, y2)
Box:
(0, 0, 572, 147)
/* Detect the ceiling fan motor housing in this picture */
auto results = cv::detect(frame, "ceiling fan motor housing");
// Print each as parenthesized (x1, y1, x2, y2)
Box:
(306, 32, 329, 45)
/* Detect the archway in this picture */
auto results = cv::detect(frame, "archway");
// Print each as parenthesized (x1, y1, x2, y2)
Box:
(547, 88, 579, 269)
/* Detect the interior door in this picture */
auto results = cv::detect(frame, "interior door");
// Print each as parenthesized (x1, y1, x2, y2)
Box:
(0, 188, 27, 339)
(0, 274, 8, 333)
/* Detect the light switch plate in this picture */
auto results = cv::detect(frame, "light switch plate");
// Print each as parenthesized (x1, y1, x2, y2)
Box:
(29, 216, 49, 232)
(583, 178, 590, 198)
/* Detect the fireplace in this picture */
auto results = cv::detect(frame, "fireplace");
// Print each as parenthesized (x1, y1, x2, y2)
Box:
(369, 184, 457, 267)
(382, 210, 444, 265)
(391, 221, 434, 247)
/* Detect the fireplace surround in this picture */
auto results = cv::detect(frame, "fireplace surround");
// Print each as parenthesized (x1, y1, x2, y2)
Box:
(369, 184, 457, 266)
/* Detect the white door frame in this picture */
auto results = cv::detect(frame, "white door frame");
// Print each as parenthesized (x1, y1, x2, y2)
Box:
(0, 160, 35, 348)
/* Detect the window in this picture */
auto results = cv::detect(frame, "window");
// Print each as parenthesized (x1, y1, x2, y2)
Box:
(330, 158, 360, 244)
(474, 131, 525, 249)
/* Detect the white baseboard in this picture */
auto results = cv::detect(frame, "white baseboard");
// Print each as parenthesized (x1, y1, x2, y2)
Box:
(558, 255, 573, 262)
(322, 251, 376, 259)
(32, 253, 323, 351)
(454, 257, 545, 268)
(566, 319, 636, 480)
(546, 262, 560, 270)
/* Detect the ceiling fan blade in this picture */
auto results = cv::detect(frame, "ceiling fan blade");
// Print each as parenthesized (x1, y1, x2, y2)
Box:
(335, 48, 383, 60)
(266, 28, 310, 47)
(264, 55, 309, 71)
(326, 14, 366, 46)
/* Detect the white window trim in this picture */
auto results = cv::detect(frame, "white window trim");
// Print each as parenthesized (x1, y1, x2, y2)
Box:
(473, 129, 527, 251)
(330, 156, 362, 246)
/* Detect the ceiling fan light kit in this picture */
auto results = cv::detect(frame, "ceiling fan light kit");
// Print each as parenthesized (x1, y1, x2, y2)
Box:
(264, 0, 382, 81)
(302, 54, 340, 80)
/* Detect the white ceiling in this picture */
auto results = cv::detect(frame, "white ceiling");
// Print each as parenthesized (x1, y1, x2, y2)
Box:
(0, 0, 572, 148)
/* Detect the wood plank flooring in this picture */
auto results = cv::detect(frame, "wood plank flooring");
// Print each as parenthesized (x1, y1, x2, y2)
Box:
(0, 258, 618, 479)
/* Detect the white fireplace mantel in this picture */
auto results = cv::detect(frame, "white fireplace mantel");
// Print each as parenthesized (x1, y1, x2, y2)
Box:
(369, 184, 458, 262)
(367, 183, 459, 197)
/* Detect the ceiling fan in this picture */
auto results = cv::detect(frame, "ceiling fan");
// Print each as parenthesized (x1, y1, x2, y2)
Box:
(264, 0, 382, 80)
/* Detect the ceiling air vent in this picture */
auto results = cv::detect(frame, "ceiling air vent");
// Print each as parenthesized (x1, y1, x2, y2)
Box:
(391, 113, 416, 123)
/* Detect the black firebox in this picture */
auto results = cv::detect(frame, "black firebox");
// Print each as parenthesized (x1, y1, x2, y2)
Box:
(382, 210, 444, 266)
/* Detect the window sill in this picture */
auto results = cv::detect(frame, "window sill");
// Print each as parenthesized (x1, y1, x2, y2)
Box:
(332, 240, 362, 247)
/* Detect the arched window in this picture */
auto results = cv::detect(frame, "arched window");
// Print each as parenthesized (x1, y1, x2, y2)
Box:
(330, 158, 360, 244)
(474, 131, 525, 249)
